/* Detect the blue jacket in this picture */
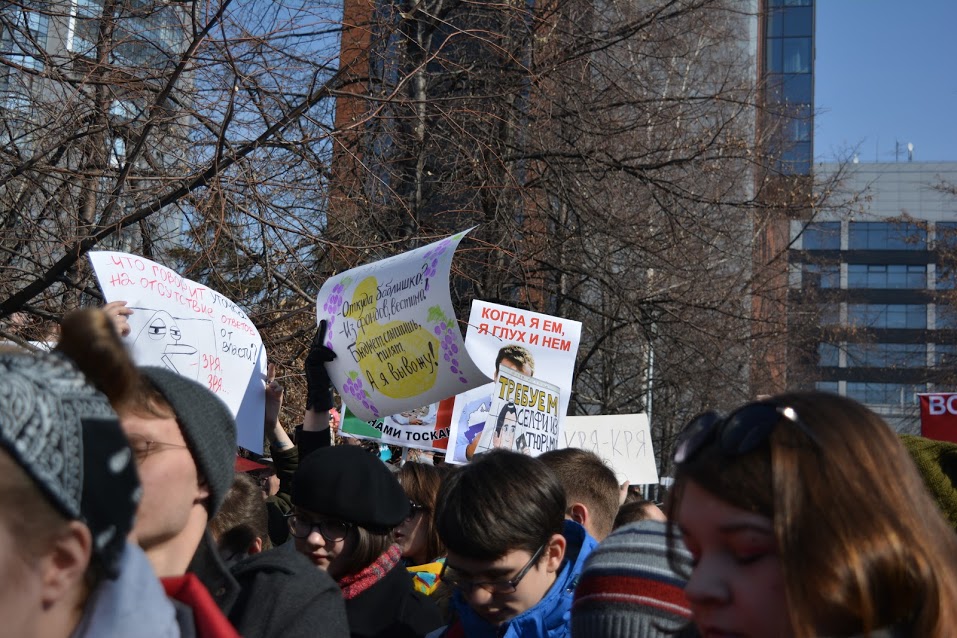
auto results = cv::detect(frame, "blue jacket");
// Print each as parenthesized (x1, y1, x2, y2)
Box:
(432, 520, 598, 638)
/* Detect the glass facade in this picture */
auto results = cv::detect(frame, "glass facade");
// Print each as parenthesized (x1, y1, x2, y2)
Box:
(794, 174, 957, 427)
(765, 0, 813, 174)
(848, 222, 926, 250)
(844, 343, 926, 368)
(802, 263, 839, 288)
(801, 221, 840, 250)
(847, 304, 926, 329)
(846, 264, 926, 289)
(845, 382, 926, 406)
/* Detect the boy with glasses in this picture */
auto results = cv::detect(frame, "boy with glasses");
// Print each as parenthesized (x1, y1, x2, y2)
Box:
(430, 450, 598, 637)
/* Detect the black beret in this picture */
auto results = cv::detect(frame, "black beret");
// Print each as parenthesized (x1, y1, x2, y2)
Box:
(292, 445, 408, 531)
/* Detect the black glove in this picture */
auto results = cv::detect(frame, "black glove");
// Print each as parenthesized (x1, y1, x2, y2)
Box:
(305, 320, 337, 411)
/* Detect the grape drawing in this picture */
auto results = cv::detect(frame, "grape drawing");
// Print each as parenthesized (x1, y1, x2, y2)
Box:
(320, 282, 347, 347)
(432, 316, 468, 384)
(342, 371, 380, 417)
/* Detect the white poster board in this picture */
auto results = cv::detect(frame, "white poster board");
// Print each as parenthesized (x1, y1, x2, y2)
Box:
(446, 301, 582, 463)
(89, 251, 265, 453)
(561, 414, 659, 484)
(315, 229, 487, 421)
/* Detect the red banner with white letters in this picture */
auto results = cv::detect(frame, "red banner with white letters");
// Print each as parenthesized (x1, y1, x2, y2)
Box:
(918, 393, 957, 444)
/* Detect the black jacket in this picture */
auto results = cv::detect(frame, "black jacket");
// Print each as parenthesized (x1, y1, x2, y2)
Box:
(345, 561, 443, 638)
(191, 533, 349, 638)
(229, 545, 349, 638)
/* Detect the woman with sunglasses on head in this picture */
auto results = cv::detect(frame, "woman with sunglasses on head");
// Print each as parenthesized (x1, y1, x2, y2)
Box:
(290, 445, 444, 638)
(668, 391, 957, 638)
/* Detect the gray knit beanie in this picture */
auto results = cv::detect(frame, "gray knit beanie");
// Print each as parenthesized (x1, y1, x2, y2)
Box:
(572, 520, 693, 638)
(139, 366, 236, 515)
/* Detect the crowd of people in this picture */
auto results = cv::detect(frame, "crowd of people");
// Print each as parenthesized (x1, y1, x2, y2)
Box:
(0, 303, 955, 637)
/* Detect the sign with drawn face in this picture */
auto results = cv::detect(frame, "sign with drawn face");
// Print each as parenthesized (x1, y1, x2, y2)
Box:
(316, 229, 487, 421)
(89, 251, 266, 453)
(445, 301, 583, 464)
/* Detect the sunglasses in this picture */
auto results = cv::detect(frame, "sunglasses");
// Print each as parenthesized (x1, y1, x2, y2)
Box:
(673, 401, 819, 464)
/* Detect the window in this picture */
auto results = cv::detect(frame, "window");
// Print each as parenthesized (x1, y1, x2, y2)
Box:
(846, 382, 925, 406)
(818, 303, 840, 326)
(848, 222, 927, 250)
(847, 304, 927, 329)
(844, 343, 926, 368)
(803, 263, 840, 288)
(0, 4, 49, 71)
(815, 381, 839, 395)
(817, 343, 840, 366)
(801, 222, 841, 250)
(937, 305, 957, 329)
(70, 0, 102, 54)
(937, 266, 956, 290)
(937, 222, 957, 249)
(935, 345, 957, 367)
(846, 264, 926, 289)
(767, 6, 813, 38)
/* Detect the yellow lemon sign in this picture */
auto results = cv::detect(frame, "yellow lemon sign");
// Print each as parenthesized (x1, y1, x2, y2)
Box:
(347, 276, 440, 399)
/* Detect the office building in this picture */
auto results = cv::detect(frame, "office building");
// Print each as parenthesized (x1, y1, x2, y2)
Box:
(790, 161, 957, 431)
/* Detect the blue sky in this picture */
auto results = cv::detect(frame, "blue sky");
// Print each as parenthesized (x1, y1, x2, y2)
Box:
(814, 1, 957, 163)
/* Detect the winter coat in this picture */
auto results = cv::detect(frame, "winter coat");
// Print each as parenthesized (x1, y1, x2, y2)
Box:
(190, 531, 349, 638)
(230, 543, 349, 637)
(345, 559, 444, 638)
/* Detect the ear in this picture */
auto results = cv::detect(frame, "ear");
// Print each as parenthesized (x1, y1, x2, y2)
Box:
(195, 477, 210, 504)
(568, 502, 589, 528)
(41, 521, 92, 608)
(543, 532, 566, 574)
(248, 537, 264, 555)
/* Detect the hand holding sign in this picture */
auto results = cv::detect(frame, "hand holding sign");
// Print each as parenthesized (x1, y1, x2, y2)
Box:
(305, 320, 336, 412)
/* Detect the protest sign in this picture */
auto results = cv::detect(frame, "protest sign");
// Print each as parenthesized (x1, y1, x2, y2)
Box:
(919, 393, 957, 444)
(316, 230, 487, 421)
(89, 251, 266, 453)
(446, 301, 582, 463)
(469, 368, 562, 458)
(561, 414, 659, 484)
(339, 401, 451, 452)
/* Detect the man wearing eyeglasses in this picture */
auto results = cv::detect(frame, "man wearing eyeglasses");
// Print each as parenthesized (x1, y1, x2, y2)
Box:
(429, 449, 598, 637)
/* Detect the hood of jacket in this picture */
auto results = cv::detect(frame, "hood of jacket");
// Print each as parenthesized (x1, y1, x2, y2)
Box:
(451, 520, 598, 638)
(71, 542, 181, 638)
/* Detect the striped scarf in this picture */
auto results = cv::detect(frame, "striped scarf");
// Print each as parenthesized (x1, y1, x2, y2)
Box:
(339, 543, 402, 600)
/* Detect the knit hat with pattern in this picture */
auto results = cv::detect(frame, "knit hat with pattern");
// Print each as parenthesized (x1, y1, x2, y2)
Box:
(0, 350, 141, 577)
(572, 520, 693, 638)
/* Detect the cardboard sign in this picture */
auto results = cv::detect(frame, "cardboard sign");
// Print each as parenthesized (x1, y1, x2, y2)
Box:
(446, 301, 582, 463)
(315, 229, 487, 421)
(919, 393, 957, 444)
(89, 251, 265, 453)
(561, 414, 659, 484)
